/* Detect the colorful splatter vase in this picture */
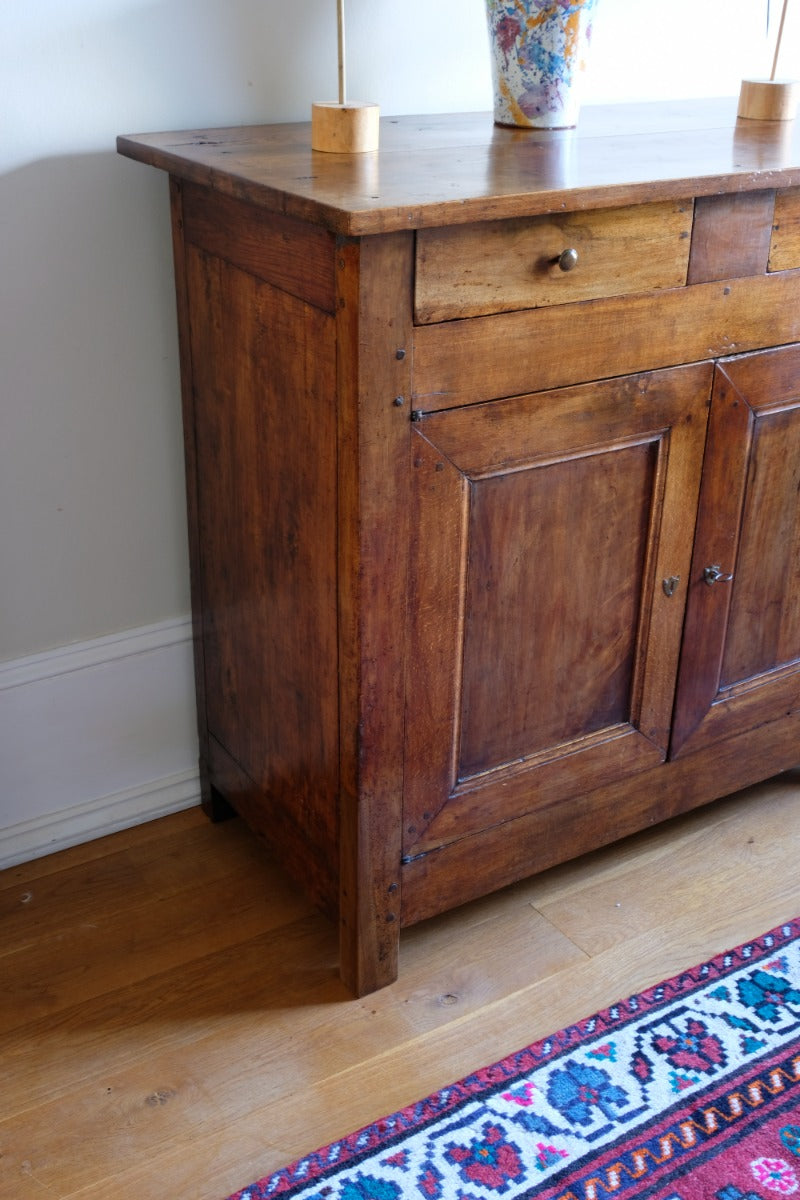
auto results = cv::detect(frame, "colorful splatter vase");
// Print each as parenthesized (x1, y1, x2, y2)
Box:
(485, 0, 599, 129)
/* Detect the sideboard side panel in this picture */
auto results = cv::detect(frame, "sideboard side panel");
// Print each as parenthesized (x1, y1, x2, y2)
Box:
(170, 179, 213, 810)
(175, 189, 341, 914)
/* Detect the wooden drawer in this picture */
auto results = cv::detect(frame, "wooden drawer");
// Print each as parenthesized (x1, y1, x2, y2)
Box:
(769, 187, 800, 271)
(414, 201, 693, 323)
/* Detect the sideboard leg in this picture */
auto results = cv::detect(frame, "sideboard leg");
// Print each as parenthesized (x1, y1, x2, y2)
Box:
(339, 922, 401, 996)
(200, 774, 236, 823)
(338, 783, 402, 994)
(334, 232, 413, 996)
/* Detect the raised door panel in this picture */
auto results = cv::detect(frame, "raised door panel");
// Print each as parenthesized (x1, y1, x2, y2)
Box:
(403, 364, 712, 862)
(670, 344, 800, 758)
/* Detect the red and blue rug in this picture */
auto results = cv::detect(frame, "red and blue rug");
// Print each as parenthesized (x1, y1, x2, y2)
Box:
(227, 919, 800, 1200)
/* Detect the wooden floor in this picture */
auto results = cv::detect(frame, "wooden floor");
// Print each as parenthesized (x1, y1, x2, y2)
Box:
(2, 771, 799, 1200)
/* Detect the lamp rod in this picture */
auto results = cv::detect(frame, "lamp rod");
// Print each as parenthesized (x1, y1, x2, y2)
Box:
(771, 0, 790, 80)
(338, 0, 346, 105)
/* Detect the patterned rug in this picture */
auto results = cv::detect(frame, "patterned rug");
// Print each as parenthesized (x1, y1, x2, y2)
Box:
(227, 920, 800, 1200)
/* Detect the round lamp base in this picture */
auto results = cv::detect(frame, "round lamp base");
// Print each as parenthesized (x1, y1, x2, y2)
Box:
(737, 79, 798, 121)
(311, 102, 380, 153)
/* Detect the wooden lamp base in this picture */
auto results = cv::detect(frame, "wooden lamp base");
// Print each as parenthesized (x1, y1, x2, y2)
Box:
(738, 79, 798, 121)
(311, 101, 380, 152)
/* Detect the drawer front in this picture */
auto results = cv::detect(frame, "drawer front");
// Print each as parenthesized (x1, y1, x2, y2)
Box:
(769, 187, 800, 271)
(415, 201, 693, 323)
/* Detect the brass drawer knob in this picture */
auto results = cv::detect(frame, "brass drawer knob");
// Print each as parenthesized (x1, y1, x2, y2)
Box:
(558, 247, 579, 272)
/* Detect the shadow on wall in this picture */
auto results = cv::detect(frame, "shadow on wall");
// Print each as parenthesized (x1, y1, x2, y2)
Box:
(0, 0, 351, 856)
(0, 0, 338, 665)
(0, 152, 189, 662)
(104, 0, 336, 132)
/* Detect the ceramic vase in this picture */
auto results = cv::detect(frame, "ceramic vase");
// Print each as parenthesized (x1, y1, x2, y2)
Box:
(485, 0, 599, 129)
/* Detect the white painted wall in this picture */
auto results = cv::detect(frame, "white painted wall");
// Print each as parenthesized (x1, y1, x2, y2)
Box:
(1, 0, 796, 859)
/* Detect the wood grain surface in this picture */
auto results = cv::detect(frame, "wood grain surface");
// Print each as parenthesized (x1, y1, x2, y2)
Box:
(118, 101, 800, 235)
(2, 783, 799, 1199)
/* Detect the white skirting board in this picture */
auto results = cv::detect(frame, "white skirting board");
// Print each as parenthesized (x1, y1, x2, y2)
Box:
(0, 617, 201, 870)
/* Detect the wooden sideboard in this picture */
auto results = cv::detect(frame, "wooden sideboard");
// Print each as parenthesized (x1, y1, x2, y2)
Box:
(118, 100, 800, 995)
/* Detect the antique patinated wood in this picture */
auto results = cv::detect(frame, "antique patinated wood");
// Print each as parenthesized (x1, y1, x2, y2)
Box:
(400, 709, 800, 927)
(334, 233, 413, 995)
(168, 180, 213, 817)
(403, 366, 712, 858)
(687, 190, 775, 284)
(412, 271, 800, 411)
(118, 102, 800, 235)
(181, 231, 341, 913)
(770, 187, 800, 270)
(180, 182, 336, 311)
(671, 345, 800, 760)
(119, 101, 800, 993)
(415, 201, 693, 322)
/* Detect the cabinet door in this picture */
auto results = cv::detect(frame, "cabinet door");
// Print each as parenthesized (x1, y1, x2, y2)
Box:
(670, 345, 800, 759)
(403, 364, 712, 862)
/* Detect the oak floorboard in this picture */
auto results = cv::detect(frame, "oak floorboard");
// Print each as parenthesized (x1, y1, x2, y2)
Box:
(0, 815, 300, 961)
(529, 770, 800, 951)
(0, 867, 314, 1033)
(1, 769, 798, 1200)
(55, 875, 800, 1200)
(1, 806, 206, 888)
(1, 906, 579, 1194)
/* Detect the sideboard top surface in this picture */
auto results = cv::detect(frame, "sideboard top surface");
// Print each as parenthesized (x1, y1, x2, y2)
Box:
(118, 98, 800, 235)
